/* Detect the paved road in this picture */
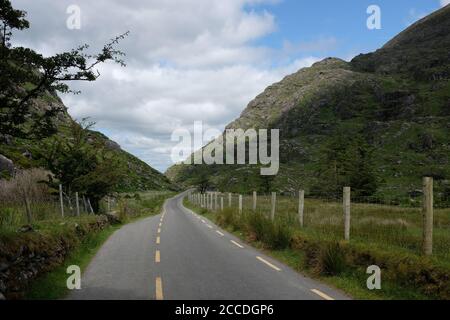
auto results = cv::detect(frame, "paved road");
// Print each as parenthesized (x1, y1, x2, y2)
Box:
(68, 193, 350, 300)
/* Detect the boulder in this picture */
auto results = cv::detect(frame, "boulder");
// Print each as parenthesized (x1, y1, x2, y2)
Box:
(0, 154, 15, 175)
(0, 134, 14, 145)
(105, 140, 121, 151)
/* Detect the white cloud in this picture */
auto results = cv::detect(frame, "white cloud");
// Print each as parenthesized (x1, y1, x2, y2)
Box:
(441, 0, 450, 7)
(10, 0, 321, 172)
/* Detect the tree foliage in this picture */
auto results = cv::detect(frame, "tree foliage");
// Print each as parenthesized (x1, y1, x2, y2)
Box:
(0, 0, 128, 138)
(313, 132, 378, 198)
(36, 119, 124, 213)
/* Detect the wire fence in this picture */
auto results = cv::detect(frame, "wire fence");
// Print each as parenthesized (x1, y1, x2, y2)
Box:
(188, 179, 450, 260)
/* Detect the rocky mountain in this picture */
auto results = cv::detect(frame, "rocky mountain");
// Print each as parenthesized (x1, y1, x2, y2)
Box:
(166, 6, 450, 203)
(0, 93, 176, 192)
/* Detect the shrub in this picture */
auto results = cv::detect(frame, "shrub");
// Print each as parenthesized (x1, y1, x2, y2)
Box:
(244, 212, 293, 250)
(315, 242, 347, 276)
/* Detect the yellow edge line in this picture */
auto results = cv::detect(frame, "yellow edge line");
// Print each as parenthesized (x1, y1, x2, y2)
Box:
(256, 256, 281, 271)
(230, 240, 244, 248)
(311, 289, 335, 301)
(155, 277, 164, 300)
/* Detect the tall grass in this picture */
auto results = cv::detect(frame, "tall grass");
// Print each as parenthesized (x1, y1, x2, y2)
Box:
(192, 193, 450, 263)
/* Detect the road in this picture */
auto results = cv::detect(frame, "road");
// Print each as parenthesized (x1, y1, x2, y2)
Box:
(68, 193, 350, 300)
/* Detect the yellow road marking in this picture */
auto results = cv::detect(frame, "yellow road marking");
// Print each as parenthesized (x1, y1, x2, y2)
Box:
(207, 225, 213, 229)
(159, 222, 162, 227)
(216, 230, 224, 236)
(155, 277, 163, 300)
(230, 240, 244, 248)
(156, 236, 160, 244)
(256, 256, 281, 271)
(201, 219, 206, 223)
(157, 228, 161, 234)
(155, 250, 160, 263)
(311, 289, 335, 301)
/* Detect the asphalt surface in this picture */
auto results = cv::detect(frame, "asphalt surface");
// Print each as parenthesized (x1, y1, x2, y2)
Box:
(68, 193, 350, 300)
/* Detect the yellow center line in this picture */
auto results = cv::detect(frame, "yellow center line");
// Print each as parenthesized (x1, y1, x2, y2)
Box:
(311, 289, 335, 301)
(159, 222, 162, 227)
(155, 277, 164, 300)
(230, 240, 244, 248)
(155, 250, 160, 263)
(157, 228, 161, 234)
(156, 236, 160, 244)
(216, 230, 224, 236)
(256, 256, 281, 272)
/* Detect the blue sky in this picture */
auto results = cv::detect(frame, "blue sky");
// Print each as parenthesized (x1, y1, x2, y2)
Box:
(253, 0, 443, 62)
(12, 0, 447, 172)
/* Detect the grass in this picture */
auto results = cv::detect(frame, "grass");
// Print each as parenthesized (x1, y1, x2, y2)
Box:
(1, 191, 173, 300)
(184, 195, 450, 300)
(25, 224, 120, 300)
(231, 194, 450, 264)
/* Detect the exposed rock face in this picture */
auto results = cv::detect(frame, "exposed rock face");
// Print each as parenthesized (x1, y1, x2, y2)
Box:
(105, 140, 121, 151)
(0, 154, 15, 175)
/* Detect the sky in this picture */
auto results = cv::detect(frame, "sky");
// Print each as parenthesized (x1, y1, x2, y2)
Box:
(10, 0, 449, 172)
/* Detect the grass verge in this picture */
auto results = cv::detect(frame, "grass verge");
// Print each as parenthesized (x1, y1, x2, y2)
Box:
(183, 198, 448, 300)
(20, 192, 173, 300)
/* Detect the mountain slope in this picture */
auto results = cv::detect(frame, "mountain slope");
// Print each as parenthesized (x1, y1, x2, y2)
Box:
(0, 93, 176, 192)
(166, 6, 450, 203)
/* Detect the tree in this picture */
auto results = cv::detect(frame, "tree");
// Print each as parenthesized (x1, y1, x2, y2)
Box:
(194, 172, 210, 194)
(0, 0, 128, 138)
(37, 119, 124, 213)
(314, 132, 378, 198)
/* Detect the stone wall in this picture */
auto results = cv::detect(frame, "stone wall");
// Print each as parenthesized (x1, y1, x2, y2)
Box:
(0, 215, 110, 299)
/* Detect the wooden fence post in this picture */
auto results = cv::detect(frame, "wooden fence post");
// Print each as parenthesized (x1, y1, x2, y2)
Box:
(239, 195, 243, 214)
(253, 191, 257, 211)
(87, 199, 94, 214)
(82, 196, 88, 213)
(228, 193, 232, 207)
(75, 192, 80, 217)
(271, 192, 276, 221)
(22, 191, 32, 224)
(422, 177, 434, 256)
(59, 184, 65, 218)
(343, 187, 351, 241)
(299, 190, 305, 227)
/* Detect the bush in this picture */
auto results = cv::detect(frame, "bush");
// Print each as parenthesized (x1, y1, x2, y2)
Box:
(217, 208, 241, 231)
(315, 242, 347, 276)
(244, 212, 293, 250)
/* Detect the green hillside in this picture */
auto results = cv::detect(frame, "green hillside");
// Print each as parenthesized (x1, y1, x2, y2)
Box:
(166, 6, 450, 204)
(0, 93, 176, 192)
